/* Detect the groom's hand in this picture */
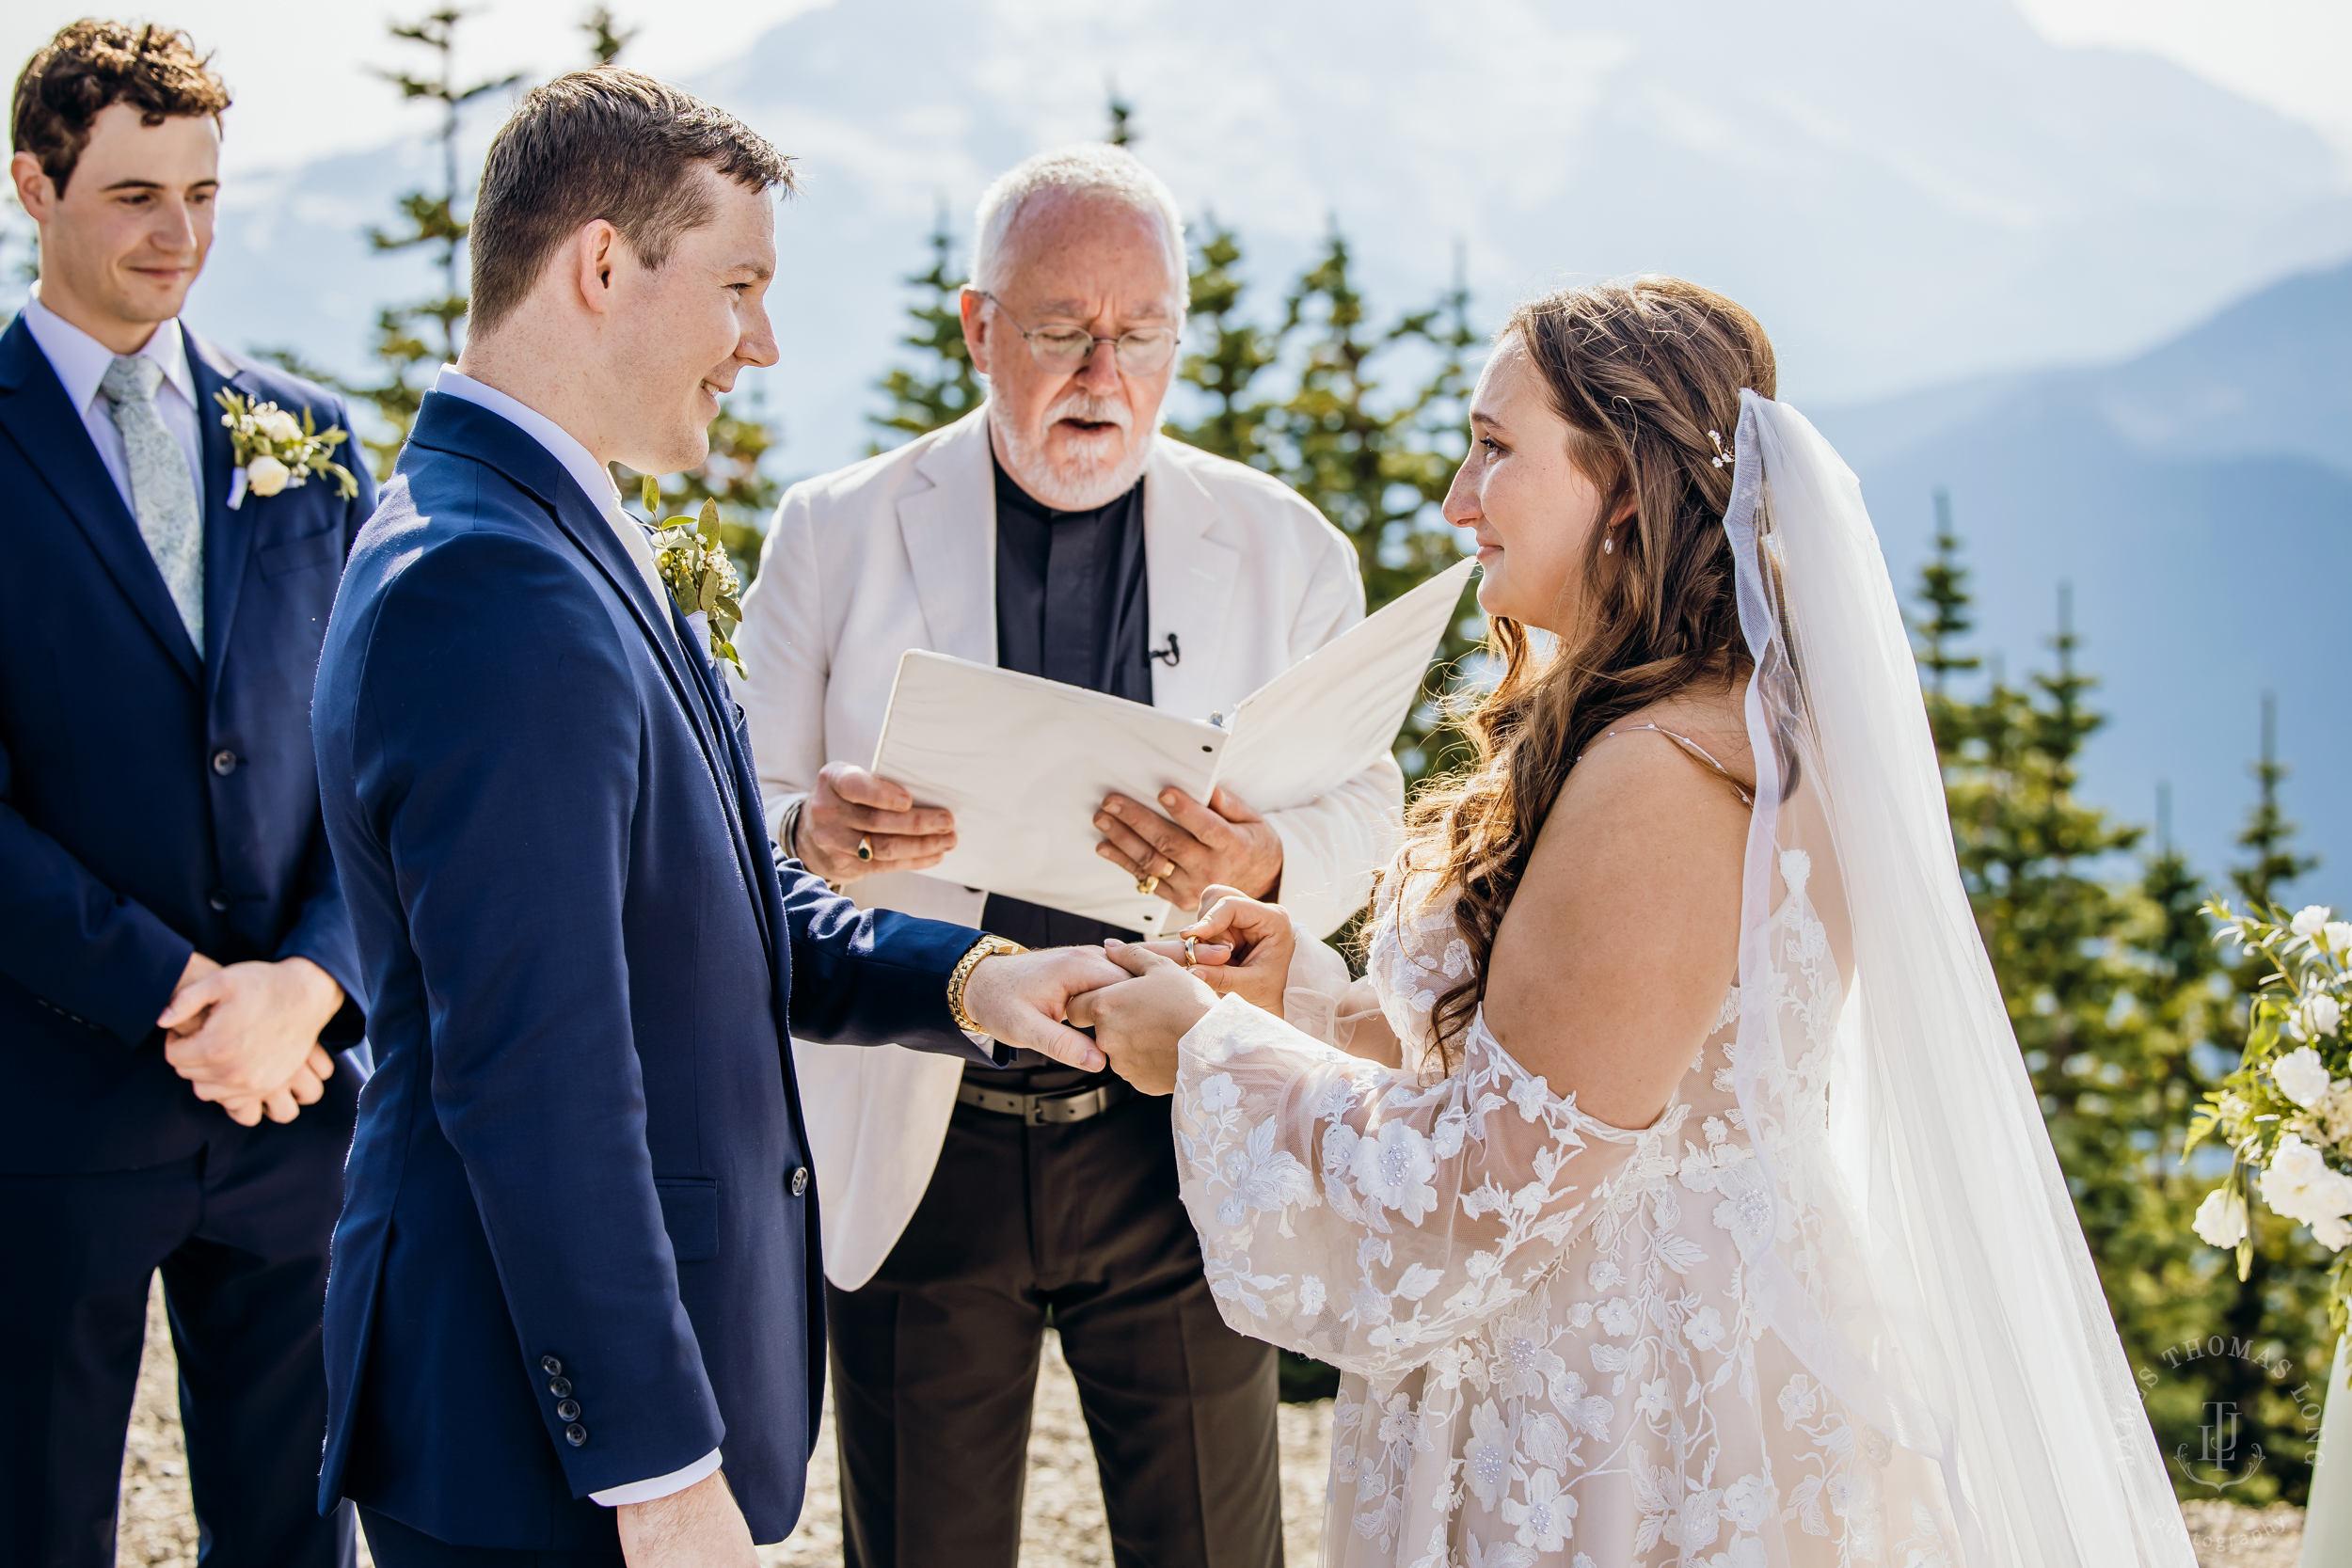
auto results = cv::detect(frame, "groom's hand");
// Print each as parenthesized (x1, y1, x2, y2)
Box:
(959, 946, 1133, 1072)
(616, 1468, 756, 1568)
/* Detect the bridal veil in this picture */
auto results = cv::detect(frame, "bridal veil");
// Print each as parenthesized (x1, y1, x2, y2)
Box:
(1721, 390, 2194, 1565)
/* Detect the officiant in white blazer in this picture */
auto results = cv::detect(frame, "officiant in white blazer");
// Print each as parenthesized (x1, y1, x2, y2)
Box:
(735, 143, 1401, 1565)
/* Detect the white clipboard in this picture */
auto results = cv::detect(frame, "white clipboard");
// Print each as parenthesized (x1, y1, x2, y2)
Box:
(868, 557, 1476, 931)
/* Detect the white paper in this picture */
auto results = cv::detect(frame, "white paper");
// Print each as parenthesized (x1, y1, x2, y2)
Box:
(870, 557, 1477, 930)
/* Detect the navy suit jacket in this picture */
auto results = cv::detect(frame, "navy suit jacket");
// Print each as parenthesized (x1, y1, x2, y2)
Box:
(0, 312, 374, 1175)
(312, 391, 1000, 1548)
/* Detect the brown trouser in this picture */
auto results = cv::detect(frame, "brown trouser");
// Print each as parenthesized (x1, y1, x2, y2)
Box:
(826, 1087, 1283, 1567)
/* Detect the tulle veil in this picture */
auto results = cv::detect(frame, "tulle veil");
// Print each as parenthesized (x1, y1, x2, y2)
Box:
(1719, 390, 2196, 1566)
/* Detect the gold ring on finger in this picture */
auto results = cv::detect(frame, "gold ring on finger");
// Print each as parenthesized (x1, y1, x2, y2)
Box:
(1160, 858, 1179, 879)
(1183, 935, 1199, 968)
(1136, 875, 1160, 896)
(856, 835, 873, 862)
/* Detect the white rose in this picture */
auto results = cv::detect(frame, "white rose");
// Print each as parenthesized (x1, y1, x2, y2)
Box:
(2273, 1045, 2333, 1108)
(2305, 994, 2344, 1038)
(2293, 906, 2331, 939)
(245, 455, 290, 497)
(2327, 922, 2352, 955)
(257, 406, 304, 445)
(2315, 1215, 2352, 1252)
(2260, 1133, 2352, 1224)
(2192, 1185, 2248, 1249)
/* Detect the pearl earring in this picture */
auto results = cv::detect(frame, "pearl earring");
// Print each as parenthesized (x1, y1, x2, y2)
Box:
(1602, 531, 1614, 555)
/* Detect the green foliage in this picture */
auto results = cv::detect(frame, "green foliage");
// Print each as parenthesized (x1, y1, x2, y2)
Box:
(869, 207, 984, 449)
(616, 397, 782, 585)
(580, 6, 639, 65)
(1166, 224, 1485, 783)
(1915, 522, 2333, 1504)
(333, 8, 520, 476)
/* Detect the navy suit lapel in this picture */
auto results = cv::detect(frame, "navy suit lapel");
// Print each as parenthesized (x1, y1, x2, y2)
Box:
(0, 315, 200, 686)
(187, 333, 256, 699)
(406, 393, 775, 954)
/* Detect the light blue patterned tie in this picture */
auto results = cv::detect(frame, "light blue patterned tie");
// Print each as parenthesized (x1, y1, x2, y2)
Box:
(99, 354, 205, 650)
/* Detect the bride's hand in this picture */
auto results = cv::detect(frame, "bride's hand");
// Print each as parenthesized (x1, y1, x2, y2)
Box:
(1177, 884, 1295, 1018)
(1065, 942, 1219, 1096)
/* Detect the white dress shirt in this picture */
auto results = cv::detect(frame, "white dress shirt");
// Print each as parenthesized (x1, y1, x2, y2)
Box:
(428, 366, 668, 606)
(427, 365, 723, 1511)
(23, 288, 206, 518)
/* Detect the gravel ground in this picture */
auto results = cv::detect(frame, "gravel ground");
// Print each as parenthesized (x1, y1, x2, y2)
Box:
(116, 1279, 2300, 1566)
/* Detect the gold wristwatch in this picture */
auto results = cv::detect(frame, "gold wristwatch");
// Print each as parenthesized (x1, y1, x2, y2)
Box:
(946, 935, 1025, 1037)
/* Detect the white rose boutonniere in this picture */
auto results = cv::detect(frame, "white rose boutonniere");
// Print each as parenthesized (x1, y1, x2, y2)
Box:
(216, 389, 359, 509)
(639, 476, 744, 677)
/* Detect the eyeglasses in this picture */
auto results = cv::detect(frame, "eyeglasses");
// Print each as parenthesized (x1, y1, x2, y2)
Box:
(977, 292, 1181, 376)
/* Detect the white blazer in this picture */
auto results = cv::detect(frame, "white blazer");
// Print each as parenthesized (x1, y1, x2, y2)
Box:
(737, 406, 1404, 1289)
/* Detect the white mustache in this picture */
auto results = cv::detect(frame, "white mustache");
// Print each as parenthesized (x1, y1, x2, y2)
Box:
(1046, 393, 1131, 432)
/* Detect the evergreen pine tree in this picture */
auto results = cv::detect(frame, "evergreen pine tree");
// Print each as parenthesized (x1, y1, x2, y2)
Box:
(1913, 550, 2328, 1502)
(2232, 693, 2319, 911)
(350, 9, 519, 475)
(868, 206, 983, 448)
(1167, 217, 1281, 469)
(580, 7, 639, 65)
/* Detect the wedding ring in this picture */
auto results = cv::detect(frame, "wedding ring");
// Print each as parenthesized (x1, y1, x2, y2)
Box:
(1183, 935, 1199, 968)
(1160, 858, 1179, 880)
(856, 835, 873, 862)
(1136, 875, 1161, 896)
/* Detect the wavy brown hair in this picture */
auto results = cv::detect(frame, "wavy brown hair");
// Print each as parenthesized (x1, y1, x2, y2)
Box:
(1398, 276, 1776, 1068)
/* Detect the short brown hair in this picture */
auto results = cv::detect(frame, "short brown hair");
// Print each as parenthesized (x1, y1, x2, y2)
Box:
(469, 68, 793, 335)
(12, 21, 230, 192)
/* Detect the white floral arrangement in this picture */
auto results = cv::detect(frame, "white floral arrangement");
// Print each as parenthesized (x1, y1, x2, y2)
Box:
(637, 477, 743, 676)
(215, 389, 358, 505)
(2188, 901, 2352, 1328)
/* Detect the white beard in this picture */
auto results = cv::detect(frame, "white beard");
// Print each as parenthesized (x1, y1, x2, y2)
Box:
(991, 392, 1154, 511)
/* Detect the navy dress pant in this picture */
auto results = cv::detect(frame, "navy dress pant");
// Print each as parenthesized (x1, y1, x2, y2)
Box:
(358, 1508, 623, 1566)
(0, 1093, 358, 1568)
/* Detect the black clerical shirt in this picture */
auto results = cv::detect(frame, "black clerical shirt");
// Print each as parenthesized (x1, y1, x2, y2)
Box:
(978, 453, 1153, 1085)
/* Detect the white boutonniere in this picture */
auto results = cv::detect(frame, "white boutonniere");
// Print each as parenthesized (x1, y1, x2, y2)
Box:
(216, 389, 358, 509)
(640, 476, 744, 676)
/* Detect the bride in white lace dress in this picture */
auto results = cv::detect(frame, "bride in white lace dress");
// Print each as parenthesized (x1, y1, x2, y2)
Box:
(1070, 279, 2193, 1568)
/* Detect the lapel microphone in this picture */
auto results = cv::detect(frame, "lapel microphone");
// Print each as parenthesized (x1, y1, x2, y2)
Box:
(1149, 631, 1181, 668)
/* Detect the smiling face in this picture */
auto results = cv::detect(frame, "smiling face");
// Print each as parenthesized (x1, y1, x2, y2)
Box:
(598, 166, 779, 475)
(1443, 335, 1617, 637)
(10, 103, 220, 353)
(961, 187, 1181, 509)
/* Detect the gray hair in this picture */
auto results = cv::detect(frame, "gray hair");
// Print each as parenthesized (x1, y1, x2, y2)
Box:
(968, 143, 1190, 309)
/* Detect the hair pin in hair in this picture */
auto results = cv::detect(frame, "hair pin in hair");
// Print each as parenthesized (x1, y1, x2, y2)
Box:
(1708, 430, 1735, 470)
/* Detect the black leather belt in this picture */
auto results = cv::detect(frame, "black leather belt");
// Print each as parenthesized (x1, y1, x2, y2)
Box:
(956, 1077, 1134, 1126)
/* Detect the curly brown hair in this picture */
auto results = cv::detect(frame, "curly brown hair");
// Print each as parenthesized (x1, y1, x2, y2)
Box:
(1397, 277, 1776, 1069)
(11, 21, 230, 192)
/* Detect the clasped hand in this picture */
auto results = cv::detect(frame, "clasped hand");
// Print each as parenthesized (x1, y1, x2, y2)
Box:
(1066, 885, 1296, 1095)
(156, 953, 343, 1127)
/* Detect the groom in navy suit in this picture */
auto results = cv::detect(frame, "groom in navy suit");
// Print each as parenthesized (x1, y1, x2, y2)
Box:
(312, 70, 1127, 1566)
(1, 23, 376, 1568)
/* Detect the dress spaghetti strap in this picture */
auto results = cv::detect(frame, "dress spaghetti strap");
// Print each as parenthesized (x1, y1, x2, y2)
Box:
(1577, 721, 1756, 806)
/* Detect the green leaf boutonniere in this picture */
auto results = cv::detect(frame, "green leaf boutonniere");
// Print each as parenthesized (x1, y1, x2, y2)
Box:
(216, 389, 359, 507)
(641, 476, 745, 677)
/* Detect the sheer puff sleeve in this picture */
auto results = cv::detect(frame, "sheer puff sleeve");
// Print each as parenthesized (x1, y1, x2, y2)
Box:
(1172, 993, 1655, 1384)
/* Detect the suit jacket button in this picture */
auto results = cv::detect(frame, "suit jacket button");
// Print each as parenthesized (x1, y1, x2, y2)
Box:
(564, 1423, 588, 1447)
(548, 1376, 572, 1397)
(541, 1356, 563, 1376)
(211, 749, 237, 776)
(207, 891, 230, 912)
(790, 1166, 808, 1196)
(556, 1399, 581, 1421)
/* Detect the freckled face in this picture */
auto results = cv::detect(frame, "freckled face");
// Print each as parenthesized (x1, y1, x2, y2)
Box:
(1441, 337, 1611, 637)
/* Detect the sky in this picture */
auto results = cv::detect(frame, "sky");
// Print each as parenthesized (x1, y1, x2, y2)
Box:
(3, 0, 2348, 179)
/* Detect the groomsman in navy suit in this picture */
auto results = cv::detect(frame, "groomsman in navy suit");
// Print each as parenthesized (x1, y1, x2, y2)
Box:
(1, 23, 376, 1568)
(311, 69, 1126, 1566)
